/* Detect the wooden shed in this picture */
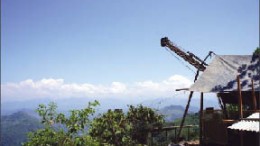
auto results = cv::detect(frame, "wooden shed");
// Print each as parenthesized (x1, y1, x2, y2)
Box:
(187, 55, 260, 146)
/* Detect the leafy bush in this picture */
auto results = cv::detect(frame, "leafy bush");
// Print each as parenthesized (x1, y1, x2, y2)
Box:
(23, 101, 99, 146)
(24, 101, 164, 146)
(127, 105, 164, 144)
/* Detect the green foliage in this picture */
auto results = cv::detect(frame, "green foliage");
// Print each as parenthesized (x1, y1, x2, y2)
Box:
(173, 113, 199, 140)
(226, 104, 238, 112)
(153, 113, 199, 145)
(173, 113, 199, 126)
(89, 109, 134, 146)
(24, 101, 165, 145)
(90, 105, 164, 145)
(127, 105, 164, 144)
(226, 104, 251, 119)
(254, 47, 260, 55)
(37, 102, 57, 127)
(23, 101, 100, 146)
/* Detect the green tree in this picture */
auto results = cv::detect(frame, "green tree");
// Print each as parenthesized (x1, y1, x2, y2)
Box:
(23, 101, 99, 146)
(254, 47, 260, 55)
(90, 105, 164, 145)
(24, 102, 164, 146)
(126, 105, 164, 144)
(89, 109, 135, 146)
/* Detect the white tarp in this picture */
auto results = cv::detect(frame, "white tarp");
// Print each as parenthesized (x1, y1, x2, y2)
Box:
(189, 55, 260, 93)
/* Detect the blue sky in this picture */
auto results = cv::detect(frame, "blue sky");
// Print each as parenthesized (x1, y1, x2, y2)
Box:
(1, 0, 259, 102)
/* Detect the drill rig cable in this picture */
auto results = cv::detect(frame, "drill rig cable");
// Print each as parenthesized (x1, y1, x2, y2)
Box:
(164, 47, 196, 74)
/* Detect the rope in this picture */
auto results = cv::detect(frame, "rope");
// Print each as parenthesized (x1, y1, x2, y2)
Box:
(164, 47, 196, 74)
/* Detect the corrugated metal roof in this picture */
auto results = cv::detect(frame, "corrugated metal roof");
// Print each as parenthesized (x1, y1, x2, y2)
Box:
(189, 55, 260, 93)
(247, 112, 260, 119)
(228, 113, 260, 132)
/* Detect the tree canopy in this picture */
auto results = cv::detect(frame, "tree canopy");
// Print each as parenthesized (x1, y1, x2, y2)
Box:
(254, 47, 260, 55)
(23, 101, 99, 146)
(23, 101, 164, 146)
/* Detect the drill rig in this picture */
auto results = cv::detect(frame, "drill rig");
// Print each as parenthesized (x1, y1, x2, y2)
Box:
(161, 37, 212, 143)
(161, 37, 209, 72)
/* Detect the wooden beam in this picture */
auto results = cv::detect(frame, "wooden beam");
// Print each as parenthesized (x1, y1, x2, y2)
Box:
(177, 91, 194, 142)
(222, 119, 239, 124)
(240, 131, 244, 146)
(152, 125, 198, 131)
(234, 76, 246, 146)
(240, 118, 260, 121)
(175, 88, 189, 91)
(251, 79, 257, 110)
(237, 76, 243, 119)
(199, 92, 204, 146)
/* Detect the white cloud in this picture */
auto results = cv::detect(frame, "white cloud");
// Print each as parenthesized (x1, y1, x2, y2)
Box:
(110, 82, 127, 93)
(1, 75, 192, 102)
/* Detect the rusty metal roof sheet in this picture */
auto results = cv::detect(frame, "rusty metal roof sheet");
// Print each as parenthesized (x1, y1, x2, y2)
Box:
(189, 55, 260, 93)
(228, 113, 260, 132)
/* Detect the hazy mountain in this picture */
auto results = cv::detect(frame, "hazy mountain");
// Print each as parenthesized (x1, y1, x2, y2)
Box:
(1, 98, 53, 115)
(158, 105, 185, 122)
(2, 94, 219, 116)
(1, 97, 138, 115)
(1, 111, 43, 146)
(141, 95, 219, 112)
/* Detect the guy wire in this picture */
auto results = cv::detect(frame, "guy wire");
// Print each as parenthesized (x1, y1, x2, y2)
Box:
(164, 47, 196, 74)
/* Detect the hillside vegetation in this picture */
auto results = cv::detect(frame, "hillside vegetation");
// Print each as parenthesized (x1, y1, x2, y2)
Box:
(1, 101, 199, 146)
(1, 111, 43, 146)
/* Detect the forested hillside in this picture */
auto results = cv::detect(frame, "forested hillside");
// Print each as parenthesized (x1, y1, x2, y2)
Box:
(159, 105, 185, 122)
(1, 111, 43, 146)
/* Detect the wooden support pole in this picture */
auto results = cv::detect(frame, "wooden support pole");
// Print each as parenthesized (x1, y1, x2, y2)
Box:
(251, 79, 257, 110)
(165, 130, 168, 141)
(148, 132, 152, 146)
(237, 76, 244, 146)
(174, 127, 177, 141)
(240, 131, 244, 146)
(199, 92, 204, 146)
(223, 102, 228, 118)
(177, 91, 194, 142)
(237, 76, 243, 119)
(187, 127, 190, 141)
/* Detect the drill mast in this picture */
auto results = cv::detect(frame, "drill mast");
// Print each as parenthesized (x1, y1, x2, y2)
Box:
(161, 37, 207, 72)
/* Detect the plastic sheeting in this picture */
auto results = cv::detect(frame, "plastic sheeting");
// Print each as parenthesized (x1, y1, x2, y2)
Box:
(189, 55, 260, 93)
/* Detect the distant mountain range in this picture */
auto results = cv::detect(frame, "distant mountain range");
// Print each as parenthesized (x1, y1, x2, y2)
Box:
(2, 95, 219, 116)
(159, 105, 185, 122)
(1, 111, 43, 146)
(1, 97, 136, 115)
(141, 95, 220, 113)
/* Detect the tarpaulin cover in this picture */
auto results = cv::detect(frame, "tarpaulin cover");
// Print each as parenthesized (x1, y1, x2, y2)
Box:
(189, 55, 260, 93)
